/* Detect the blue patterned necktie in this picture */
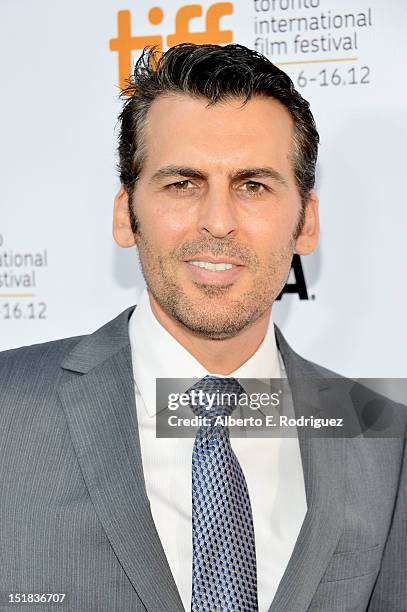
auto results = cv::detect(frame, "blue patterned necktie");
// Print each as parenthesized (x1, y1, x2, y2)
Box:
(189, 376, 258, 612)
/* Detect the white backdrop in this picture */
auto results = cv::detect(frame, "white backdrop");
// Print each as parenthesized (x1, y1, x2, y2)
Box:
(1, 0, 406, 377)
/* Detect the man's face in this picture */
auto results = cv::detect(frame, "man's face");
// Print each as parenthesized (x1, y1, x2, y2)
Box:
(114, 93, 319, 339)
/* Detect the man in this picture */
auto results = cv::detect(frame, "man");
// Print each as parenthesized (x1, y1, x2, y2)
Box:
(0, 43, 405, 612)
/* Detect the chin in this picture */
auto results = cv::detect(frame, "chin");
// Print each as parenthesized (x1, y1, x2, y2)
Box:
(174, 304, 260, 339)
(148, 276, 272, 337)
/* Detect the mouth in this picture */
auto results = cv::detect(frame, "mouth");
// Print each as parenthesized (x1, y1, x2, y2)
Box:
(188, 260, 237, 271)
(183, 258, 245, 284)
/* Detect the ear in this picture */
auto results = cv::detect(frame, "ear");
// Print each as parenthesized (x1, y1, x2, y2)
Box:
(294, 190, 320, 255)
(113, 185, 136, 247)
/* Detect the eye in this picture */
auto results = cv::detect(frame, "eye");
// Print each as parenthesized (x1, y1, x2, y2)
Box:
(168, 180, 194, 191)
(240, 181, 269, 196)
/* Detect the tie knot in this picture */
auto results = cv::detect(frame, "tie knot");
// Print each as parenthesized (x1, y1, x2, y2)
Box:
(186, 375, 244, 418)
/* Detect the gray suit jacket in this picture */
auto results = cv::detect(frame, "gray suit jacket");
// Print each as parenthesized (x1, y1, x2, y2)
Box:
(0, 306, 406, 611)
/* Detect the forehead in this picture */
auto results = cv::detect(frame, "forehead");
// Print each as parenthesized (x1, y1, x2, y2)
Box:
(141, 93, 295, 178)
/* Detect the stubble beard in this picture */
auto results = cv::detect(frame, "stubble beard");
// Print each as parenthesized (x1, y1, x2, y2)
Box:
(134, 225, 295, 341)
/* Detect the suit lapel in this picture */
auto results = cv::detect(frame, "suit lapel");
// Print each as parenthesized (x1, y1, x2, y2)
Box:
(58, 307, 184, 612)
(269, 327, 347, 612)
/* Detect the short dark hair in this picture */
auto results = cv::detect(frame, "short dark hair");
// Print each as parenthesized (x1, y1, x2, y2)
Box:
(118, 43, 319, 222)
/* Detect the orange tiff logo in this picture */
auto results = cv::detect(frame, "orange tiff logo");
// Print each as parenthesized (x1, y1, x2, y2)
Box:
(110, 3, 233, 90)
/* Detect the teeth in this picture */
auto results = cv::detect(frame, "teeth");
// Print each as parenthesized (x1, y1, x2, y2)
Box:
(189, 261, 236, 271)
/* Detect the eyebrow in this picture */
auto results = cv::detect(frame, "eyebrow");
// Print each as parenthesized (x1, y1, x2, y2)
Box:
(149, 165, 288, 188)
(233, 167, 288, 188)
(150, 166, 207, 183)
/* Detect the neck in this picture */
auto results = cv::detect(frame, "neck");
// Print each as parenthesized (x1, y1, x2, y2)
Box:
(147, 290, 272, 375)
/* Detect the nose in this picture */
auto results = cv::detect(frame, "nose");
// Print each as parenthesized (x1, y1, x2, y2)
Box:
(197, 183, 238, 239)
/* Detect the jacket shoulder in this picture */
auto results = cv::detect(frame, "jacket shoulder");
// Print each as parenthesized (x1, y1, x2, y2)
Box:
(0, 335, 83, 389)
(0, 304, 135, 391)
(275, 326, 407, 435)
(291, 351, 346, 380)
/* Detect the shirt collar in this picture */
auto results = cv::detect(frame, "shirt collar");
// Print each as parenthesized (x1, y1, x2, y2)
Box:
(129, 287, 282, 417)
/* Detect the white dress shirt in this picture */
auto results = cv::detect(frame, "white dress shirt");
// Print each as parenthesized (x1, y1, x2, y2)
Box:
(129, 288, 307, 612)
